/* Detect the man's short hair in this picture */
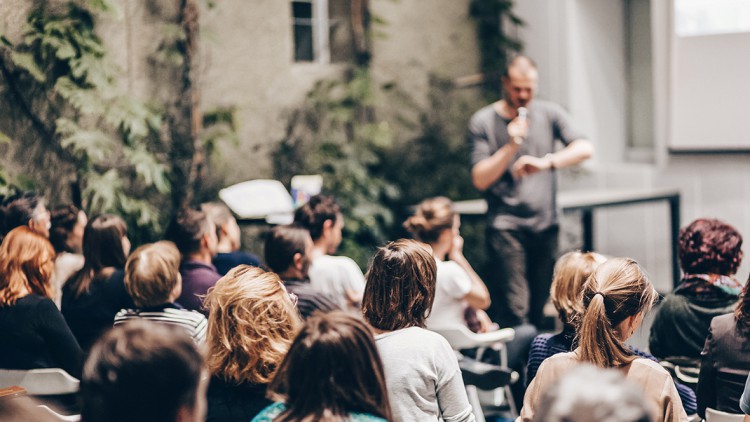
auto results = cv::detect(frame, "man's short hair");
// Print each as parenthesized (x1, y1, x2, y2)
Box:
(81, 320, 205, 422)
(125, 241, 182, 307)
(264, 225, 310, 274)
(503, 55, 538, 78)
(293, 195, 340, 241)
(165, 208, 212, 255)
(201, 202, 234, 239)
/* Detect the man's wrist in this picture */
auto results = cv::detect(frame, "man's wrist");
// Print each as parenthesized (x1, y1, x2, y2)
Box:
(511, 136, 524, 146)
(545, 153, 556, 170)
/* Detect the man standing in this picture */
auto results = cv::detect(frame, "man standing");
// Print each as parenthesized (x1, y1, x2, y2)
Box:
(469, 56, 593, 328)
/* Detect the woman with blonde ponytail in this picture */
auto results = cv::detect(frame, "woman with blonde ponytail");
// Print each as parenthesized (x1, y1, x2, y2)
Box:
(520, 258, 688, 422)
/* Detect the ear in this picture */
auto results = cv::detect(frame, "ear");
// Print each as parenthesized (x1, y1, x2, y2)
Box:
(322, 219, 334, 232)
(293, 252, 304, 271)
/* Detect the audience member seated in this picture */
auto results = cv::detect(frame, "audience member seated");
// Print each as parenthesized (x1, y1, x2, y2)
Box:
(405, 196, 537, 402)
(253, 311, 391, 422)
(264, 224, 340, 319)
(166, 208, 221, 314)
(0, 396, 59, 422)
(697, 272, 750, 417)
(115, 241, 207, 343)
(521, 258, 687, 422)
(202, 202, 261, 275)
(61, 214, 134, 350)
(203, 265, 301, 422)
(0, 192, 51, 240)
(650, 218, 743, 362)
(741, 373, 750, 415)
(294, 195, 366, 309)
(533, 364, 653, 422)
(49, 204, 87, 307)
(80, 320, 207, 422)
(362, 239, 475, 422)
(0, 227, 82, 378)
(527, 251, 697, 414)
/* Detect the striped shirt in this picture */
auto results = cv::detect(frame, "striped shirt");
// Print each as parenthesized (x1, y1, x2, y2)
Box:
(114, 303, 207, 344)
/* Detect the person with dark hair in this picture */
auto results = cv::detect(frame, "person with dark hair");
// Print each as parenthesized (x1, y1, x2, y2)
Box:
(80, 320, 207, 422)
(0, 227, 83, 377)
(468, 55, 594, 330)
(650, 218, 744, 362)
(165, 208, 220, 314)
(0, 192, 51, 239)
(204, 265, 301, 422)
(253, 311, 392, 422)
(264, 225, 339, 319)
(362, 239, 475, 422)
(294, 195, 365, 310)
(61, 214, 134, 350)
(526, 251, 697, 414)
(115, 241, 207, 343)
(201, 202, 261, 275)
(49, 204, 88, 307)
(533, 365, 653, 422)
(521, 258, 687, 422)
(696, 271, 750, 417)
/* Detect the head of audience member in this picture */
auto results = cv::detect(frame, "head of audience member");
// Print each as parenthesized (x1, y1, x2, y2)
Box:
(81, 320, 207, 422)
(362, 239, 436, 331)
(201, 202, 241, 253)
(49, 204, 88, 254)
(204, 265, 301, 386)
(578, 258, 658, 368)
(166, 208, 218, 263)
(0, 192, 51, 239)
(550, 251, 607, 329)
(264, 224, 313, 280)
(678, 218, 743, 277)
(0, 226, 55, 306)
(294, 194, 343, 255)
(403, 196, 457, 257)
(125, 241, 182, 308)
(533, 364, 653, 422)
(735, 273, 750, 331)
(502, 55, 538, 110)
(68, 214, 130, 297)
(268, 311, 392, 420)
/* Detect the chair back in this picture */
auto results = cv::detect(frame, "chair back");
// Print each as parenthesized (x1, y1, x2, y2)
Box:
(705, 408, 745, 422)
(0, 369, 79, 396)
(431, 325, 515, 350)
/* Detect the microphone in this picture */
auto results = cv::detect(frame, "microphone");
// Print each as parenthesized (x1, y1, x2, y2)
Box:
(518, 107, 528, 121)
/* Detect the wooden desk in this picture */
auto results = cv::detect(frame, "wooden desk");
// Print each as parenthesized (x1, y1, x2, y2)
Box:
(453, 188, 682, 288)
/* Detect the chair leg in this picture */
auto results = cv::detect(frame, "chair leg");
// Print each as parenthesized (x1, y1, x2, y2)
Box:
(504, 385, 518, 419)
(466, 385, 486, 422)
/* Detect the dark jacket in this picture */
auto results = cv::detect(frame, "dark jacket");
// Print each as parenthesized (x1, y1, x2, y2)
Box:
(696, 313, 750, 417)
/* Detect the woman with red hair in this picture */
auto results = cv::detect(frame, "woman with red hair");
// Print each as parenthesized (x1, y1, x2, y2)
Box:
(0, 227, 83, 377)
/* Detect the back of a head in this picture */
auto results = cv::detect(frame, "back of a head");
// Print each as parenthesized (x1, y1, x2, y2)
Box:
(69, 214, 128, 297)
(264, 224, 310, 274)
(0, 226, 55, 306)
(362, 239, 436, 331)
(269, 311, 391, 421)
(504, 55, 538, 78)
(679, 217, 743, 276)
(166, 208, 211, 256)
(577, 257, 658, 368)
(403, 196, 454, 244)
(293, 195, 340, 241)
(49, 204, 83, 254)
(81, 320, 205, 422)
(0, 193, 41, 238)
(125, 241, 181, 307)
(533, 364, 653, 422)
(203, 265, 300, 385)
(550, 251, 607, 327)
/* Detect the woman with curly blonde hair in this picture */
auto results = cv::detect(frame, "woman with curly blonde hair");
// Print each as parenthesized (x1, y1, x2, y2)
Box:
(204, 265, 302, 422)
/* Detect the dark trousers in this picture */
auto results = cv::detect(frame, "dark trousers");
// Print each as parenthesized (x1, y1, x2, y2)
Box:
(486, 226, 559, 328)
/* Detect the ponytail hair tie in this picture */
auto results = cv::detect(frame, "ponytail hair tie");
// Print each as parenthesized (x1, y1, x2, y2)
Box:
(594, 291, 605, 298)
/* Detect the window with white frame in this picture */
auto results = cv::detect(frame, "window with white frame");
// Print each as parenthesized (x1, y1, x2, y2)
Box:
(291, 0, 352, 63)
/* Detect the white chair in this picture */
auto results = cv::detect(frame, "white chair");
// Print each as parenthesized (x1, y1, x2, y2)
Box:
(431, 325, 517, 420)
(0, 369, 79, 396)
(705, 408, 745, 422)
(38, 405, 81, 421)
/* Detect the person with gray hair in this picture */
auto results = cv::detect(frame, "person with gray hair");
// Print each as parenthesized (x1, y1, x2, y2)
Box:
(533, 364, 653, 422)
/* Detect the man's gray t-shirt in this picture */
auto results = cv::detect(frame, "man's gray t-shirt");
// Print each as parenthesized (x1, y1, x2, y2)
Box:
(468, 100, 585, 232)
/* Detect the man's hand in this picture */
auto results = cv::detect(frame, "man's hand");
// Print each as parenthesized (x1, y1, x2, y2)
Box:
(507, 115, 529, 139)
(512, 155, 552, 179)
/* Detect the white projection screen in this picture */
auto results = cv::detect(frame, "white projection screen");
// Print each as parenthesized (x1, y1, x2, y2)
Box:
(670, 0, 750, 151)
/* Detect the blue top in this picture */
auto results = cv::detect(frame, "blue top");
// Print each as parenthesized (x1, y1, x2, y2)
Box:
(527, 326, 698, 415)
(252, 402, 387, 422)
(213, 251, 261, 276)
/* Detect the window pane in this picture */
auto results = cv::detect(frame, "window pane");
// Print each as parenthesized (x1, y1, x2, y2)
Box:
(292, 1, 313, 19)
(294, 24, 314, 61)
(675, 0, 750, 37)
